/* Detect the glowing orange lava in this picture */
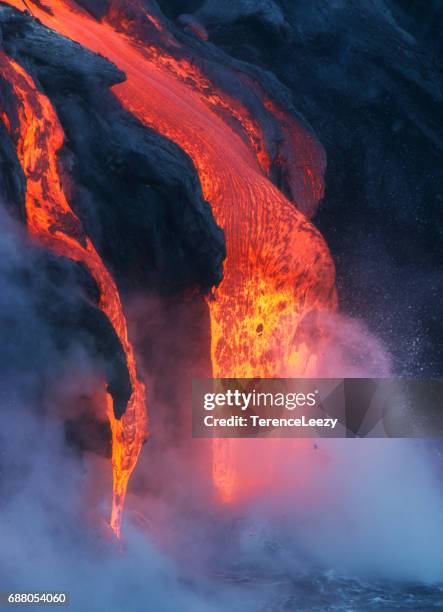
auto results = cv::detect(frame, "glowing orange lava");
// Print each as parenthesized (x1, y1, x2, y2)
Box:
(2, 0, 336, 505)
(0, 52, 148, 537)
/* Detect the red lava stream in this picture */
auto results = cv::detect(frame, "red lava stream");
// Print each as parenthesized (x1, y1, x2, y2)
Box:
(1, 0, 336, 521)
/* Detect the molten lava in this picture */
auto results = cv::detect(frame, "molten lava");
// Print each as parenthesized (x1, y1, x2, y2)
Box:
(1, 0, 336, 508)
(0, 53, 147, 537)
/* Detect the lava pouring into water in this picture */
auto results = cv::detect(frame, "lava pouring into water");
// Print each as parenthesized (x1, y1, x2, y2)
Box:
(0, 52, 148, 537)
(1, 0, 336, 508)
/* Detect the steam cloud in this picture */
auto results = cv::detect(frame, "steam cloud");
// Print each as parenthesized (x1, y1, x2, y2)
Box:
(1, 209, 442, 610)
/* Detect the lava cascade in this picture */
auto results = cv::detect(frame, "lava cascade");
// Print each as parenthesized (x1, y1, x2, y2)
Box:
(0, 52, 147, 537)
(1, 0, 336, 505)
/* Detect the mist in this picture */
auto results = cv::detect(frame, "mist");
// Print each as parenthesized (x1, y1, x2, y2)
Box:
(0, 211, 248, 610)
(1, 210, 442, 611)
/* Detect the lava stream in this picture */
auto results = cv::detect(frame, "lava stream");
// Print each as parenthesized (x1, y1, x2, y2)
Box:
(0, 53, 148, 537)
(2, 0, 337, 503)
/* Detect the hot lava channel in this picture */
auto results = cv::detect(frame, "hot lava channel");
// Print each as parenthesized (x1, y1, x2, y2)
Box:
(0, 52, 148, 537)
(1, 0, 337, 506)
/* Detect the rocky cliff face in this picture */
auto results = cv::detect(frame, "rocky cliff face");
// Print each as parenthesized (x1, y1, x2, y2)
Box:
(0, 5, 225, 295)
(0, 4, 224, 437)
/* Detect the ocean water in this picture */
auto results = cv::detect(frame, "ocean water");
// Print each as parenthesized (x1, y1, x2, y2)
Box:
(221, 571, 443, 611)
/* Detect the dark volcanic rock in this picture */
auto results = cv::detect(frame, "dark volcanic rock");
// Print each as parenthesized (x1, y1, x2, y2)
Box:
(183, 0, 289, 37)
(0, 78, 25, 222)
(74, 0, 110, 20)
(0, 120, 25, 222)
(0, 213, 131, 419)
(0, 5, 225, 295)
(36, 253, 132, 418)
(0, 7, 123, 89)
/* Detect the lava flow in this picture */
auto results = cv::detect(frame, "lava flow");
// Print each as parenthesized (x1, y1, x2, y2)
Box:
(0, 52, 147, 537)
(1, 0, 337, 505)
